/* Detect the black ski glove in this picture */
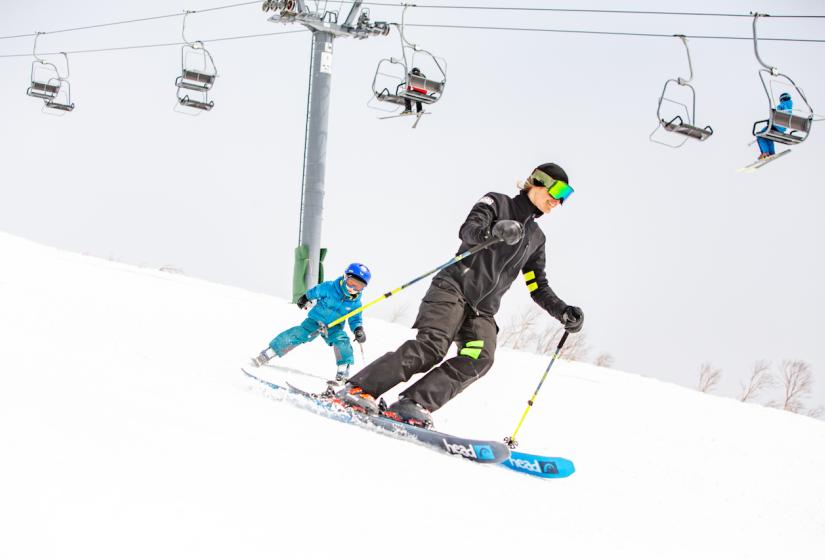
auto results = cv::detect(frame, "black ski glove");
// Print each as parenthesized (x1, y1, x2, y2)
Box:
(492, 220, 524, 245)
(562, 306, 584, 334)
(296, 294, 310, 310)
(353, 326, 366, 343)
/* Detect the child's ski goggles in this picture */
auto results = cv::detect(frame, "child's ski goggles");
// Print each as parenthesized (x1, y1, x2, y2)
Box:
(344, 275, 366, 292)
(529, 169, 574, 204)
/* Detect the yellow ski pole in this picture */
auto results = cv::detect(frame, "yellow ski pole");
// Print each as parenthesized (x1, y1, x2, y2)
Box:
(312, 236, 502, 336)
(504, 331, 569, 449)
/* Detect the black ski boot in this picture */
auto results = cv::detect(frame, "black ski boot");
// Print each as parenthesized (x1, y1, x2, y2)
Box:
(383, 398, 434, 429)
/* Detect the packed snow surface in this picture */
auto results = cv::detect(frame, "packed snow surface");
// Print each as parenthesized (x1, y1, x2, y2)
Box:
(1, 231, 824, 559)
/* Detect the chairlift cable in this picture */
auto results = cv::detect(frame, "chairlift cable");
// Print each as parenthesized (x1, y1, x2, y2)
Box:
(0, 29, 307, 59)
(0, 1, 261, 41)
(404, 23, 825, 43)
(360, 3, 825, 19)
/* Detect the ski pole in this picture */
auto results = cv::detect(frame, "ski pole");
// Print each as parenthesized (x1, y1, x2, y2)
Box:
(313, 236, 503, 335)
(504, 330, 569, 449)
(358, 342, 366, 364)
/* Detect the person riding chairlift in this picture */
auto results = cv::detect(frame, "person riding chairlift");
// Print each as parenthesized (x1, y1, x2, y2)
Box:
(757, 92, 793, 160)
(403, 67, 426, 115)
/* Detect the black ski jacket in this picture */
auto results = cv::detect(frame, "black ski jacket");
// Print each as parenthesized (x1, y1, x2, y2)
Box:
(434, 191, 568, 319)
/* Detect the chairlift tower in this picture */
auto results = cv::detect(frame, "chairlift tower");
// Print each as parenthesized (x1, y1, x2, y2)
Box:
(263, 0, 389, 301)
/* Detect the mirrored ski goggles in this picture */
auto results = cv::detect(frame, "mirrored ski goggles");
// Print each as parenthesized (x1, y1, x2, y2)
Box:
(529, 169, 574, 204)
(344, 275, 366, 292)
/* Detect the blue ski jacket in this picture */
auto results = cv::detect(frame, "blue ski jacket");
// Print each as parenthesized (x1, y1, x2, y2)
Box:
(305, 276, 364, 331)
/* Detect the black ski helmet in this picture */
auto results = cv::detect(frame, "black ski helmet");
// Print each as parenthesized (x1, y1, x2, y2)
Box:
(535, 163, 569, 185)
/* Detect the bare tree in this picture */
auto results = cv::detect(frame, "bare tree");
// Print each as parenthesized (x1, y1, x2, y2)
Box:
(535, 323, 564, 354)
(698, 362, 722, 393)
(535, 324, 589, 362)
(739, 360, 776, 402)
(807, 406, 825, 420)
(499, 307, 542, 350)
(500, 306, 612, 365)
(778, 360, 814, 413)
(387, 302, 411, 325)
(594, 353, 615, 368)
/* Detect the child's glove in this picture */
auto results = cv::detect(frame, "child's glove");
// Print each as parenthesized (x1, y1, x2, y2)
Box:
(353, 326, 366, 343)
(296, 294, 310, 310)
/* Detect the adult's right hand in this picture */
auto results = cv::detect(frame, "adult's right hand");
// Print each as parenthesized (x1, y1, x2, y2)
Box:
(296, 294, 310, 310)
(492, 220, 524, 245)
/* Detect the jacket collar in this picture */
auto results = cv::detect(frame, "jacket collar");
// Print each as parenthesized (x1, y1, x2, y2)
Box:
(514, 191, 544, 219)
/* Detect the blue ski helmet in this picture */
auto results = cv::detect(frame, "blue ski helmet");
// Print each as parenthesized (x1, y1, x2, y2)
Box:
(779, 92, 792, 103)
(345, 263, 371, 285)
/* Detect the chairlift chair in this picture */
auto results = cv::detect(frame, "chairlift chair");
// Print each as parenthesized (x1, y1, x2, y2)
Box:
(750, 13, 814, 147)
(26, 34, 75, 112)
(368, 6, 446, 126)
(175, 42, 217, 93)
(26, 60, 61, 101)
(649, 35, 713, 148)
(44, 79, 75, 112)
(751, 71, 813, 146)
(178, 94, 214, 112)
(371, 58, 445, 108)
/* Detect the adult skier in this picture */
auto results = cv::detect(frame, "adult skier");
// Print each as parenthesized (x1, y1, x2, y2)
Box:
(336, 163, 583, 427)
(251, 263, 371, 384)
(756, 92, 793, 159)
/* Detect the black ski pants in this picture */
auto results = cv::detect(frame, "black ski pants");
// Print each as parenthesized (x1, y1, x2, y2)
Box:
(348, 279, 497, 412)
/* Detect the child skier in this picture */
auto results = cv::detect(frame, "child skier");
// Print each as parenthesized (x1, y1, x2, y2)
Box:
(756, 92, 793, 159)
(251, 263, 371, 385)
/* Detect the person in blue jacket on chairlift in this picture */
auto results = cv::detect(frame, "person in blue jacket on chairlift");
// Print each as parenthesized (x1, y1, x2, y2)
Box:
(757, 92, 793, 159)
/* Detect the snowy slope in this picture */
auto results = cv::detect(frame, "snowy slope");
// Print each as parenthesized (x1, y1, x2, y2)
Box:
(1, 231, 824, 560)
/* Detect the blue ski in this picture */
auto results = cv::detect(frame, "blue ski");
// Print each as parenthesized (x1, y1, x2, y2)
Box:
(502, 451, 576, 478)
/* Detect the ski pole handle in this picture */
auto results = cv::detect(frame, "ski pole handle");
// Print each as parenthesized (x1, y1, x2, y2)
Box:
(504, 331, 569, 449)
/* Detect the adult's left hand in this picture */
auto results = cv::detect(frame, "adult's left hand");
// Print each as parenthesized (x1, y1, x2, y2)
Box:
(562, 306, 584, 333)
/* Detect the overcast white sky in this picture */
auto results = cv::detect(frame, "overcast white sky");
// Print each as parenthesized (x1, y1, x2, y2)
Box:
(1, 0, 823, 408)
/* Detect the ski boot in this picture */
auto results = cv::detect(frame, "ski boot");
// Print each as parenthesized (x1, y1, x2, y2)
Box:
(383, 398, 434, 429)
(332, 383, 379, 415)
(321, 365, 350, 397)
(250, 347, 276, 368)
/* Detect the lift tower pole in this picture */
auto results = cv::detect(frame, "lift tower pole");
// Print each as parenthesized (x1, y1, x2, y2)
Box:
(263, 1, 388, 301)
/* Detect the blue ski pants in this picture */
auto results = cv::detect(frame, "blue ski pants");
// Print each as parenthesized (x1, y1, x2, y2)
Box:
(269, 317, 354, 367)
(757, 125, 781, 156)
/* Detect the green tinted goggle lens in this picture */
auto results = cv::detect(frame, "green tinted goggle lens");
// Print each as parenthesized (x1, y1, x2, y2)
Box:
(530, 170, 574, 204)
